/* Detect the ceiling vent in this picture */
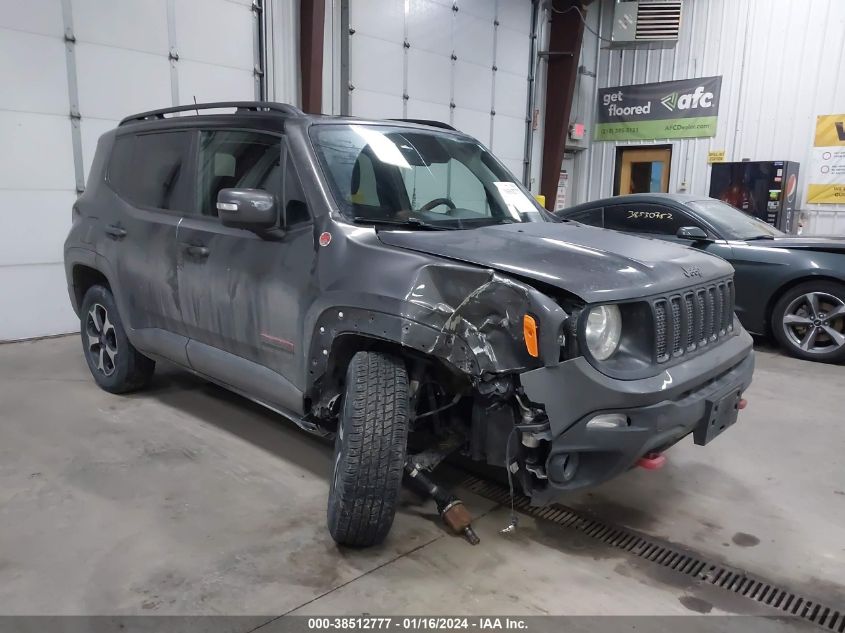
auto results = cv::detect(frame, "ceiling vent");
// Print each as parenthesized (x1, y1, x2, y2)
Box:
(610, 0, 683, 48)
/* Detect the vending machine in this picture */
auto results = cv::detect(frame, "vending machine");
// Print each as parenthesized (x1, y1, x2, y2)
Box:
(708, 161, 800, 232)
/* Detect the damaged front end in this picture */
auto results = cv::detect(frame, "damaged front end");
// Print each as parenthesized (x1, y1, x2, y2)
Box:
(306, 259, 578, 504)
(307, 244, 754, 508)
(398, 264, 599, 505)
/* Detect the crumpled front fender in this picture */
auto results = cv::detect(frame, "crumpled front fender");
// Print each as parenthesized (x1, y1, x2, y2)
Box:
(403, 264, 568, 374)
(306, 262, 569, 393)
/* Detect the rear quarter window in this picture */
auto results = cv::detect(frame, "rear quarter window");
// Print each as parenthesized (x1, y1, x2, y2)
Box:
(108, 131, 192, 212)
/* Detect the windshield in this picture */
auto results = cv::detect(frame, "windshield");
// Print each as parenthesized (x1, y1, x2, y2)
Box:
(687, 198, 784, 240)
(310, 124, 548, 229)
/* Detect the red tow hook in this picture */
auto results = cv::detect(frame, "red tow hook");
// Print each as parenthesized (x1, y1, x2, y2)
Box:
(637, 452, 666, 470)
(738, 398, 748, 410)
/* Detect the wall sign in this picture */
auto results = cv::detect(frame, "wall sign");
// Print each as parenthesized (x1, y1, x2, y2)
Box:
(807, 114, 845, 204)
(707, 150, 726, 163)
(596, 76, 722, 142)
(554, 170, 569, 211)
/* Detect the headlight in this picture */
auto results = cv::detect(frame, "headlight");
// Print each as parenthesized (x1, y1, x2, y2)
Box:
(584, 305, 622, 360)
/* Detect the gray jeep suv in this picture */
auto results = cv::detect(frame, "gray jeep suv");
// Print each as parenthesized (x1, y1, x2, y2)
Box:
(64, 102, 754, 547)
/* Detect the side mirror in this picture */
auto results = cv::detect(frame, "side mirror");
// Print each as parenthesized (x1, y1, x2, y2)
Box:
(676, 226, 710, 241)
(217, 189, 278, 230)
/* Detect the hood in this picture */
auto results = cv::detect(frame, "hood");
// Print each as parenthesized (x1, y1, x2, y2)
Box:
(755, 235, 845, 254)
(377, 222, 734, 303)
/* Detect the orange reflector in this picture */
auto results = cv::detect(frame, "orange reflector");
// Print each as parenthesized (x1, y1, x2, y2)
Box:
(523, 314, 539, 358)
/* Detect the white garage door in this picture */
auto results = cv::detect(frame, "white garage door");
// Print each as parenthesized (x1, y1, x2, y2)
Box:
(346, 0, 532, 179)
(0, 0, 259, 341)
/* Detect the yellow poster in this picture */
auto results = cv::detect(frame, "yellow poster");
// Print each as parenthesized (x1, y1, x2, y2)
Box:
(808, 114, 845, 204)
(813, 115, 845, 147)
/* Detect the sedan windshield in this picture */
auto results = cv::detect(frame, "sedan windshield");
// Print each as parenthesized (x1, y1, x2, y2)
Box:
(687, 198, 784, 240)
(310, 124, 548, 229)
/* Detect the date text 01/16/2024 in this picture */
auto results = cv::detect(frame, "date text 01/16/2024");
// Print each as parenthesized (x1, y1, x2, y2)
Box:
(307, 618, 528, 630)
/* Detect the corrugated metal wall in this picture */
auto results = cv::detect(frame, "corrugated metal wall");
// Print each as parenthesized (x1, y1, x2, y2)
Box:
(571, 0, 845, 234)
(341, 0, 534, 179)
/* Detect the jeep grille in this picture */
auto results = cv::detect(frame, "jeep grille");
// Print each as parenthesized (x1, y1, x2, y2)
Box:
(653, 279, 734, 363)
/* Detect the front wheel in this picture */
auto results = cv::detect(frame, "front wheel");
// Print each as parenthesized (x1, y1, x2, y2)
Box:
(771, 280, 845, 363)
(327, 351, 409, 547)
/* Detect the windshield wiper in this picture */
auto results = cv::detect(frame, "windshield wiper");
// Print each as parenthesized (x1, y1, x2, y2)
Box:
(351, 216, 450, 230)
(744, 234, 776, 240)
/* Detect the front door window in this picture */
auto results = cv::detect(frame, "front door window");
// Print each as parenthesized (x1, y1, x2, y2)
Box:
(196, 130, 282, 217)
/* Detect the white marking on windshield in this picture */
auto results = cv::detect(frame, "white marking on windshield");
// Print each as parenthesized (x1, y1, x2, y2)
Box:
(493, 181, 538, 220)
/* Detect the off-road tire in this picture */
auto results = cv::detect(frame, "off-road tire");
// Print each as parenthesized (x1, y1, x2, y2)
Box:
(79, 285, 155, 393)
(327, 351, 409, 547)
(771, 280, 845, 364)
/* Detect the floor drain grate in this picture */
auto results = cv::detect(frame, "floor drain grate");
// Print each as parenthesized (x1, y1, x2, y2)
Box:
(460, 475, 844, 631)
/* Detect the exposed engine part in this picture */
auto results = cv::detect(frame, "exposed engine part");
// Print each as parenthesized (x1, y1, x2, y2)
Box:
(439, 500, 480, 545)
(403, 460, 480, 545)
(521, 433, 540, 448)
(412, 392, 461, 422)
(476, 375, 513, 399)
(515, 390, 546, 424)
(524, 460, 547, 479)
(471, 401, 514, 465)
(408, 430, 464, 471)
(408, 378, 421, 401)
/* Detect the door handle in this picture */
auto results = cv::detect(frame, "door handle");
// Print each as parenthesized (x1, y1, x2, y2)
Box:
(105, 225, 127, 239)
(183, 244, 210, 259)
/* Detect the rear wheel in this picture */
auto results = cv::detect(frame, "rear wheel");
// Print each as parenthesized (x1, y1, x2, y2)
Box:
(327, 351, 409, 547)
(80, 285, 155, 392)
(772, 280, 845, 363)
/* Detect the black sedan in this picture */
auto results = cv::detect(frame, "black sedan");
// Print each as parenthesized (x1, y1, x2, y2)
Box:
(557, 193, 845, 363)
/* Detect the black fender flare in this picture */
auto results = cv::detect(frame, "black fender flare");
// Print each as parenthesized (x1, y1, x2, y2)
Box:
(305, 307, 479, 394)
(66, 250, 140, 345)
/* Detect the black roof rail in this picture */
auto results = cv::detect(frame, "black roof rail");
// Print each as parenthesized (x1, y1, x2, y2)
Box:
(388, 118, 458, 131)
(119, 101, 304, 126)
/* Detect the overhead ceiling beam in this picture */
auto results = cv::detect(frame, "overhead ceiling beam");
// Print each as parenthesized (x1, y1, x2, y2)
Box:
(540, 0, 587, 209)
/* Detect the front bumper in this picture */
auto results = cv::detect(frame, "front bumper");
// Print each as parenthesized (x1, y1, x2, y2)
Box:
(519, 329, 755, 498)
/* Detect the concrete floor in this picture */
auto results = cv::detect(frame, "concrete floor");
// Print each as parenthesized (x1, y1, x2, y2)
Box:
(0, 336, 843, 618)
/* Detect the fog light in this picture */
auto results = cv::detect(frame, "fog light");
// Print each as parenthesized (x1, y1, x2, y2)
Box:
(586, 413, 629, 429)
(548, 452, 579, 483)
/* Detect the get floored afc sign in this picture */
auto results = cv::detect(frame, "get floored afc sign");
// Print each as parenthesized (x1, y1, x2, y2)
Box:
(596, 76, 722, 141)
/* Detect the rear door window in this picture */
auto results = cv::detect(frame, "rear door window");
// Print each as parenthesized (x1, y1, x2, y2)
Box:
(109, 131, 192, 212)
(604, 204, 693, 236)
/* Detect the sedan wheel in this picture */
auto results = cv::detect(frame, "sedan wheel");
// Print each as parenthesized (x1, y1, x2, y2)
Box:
(782, 292, 845, 353)
(773, 281, 845, 363)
